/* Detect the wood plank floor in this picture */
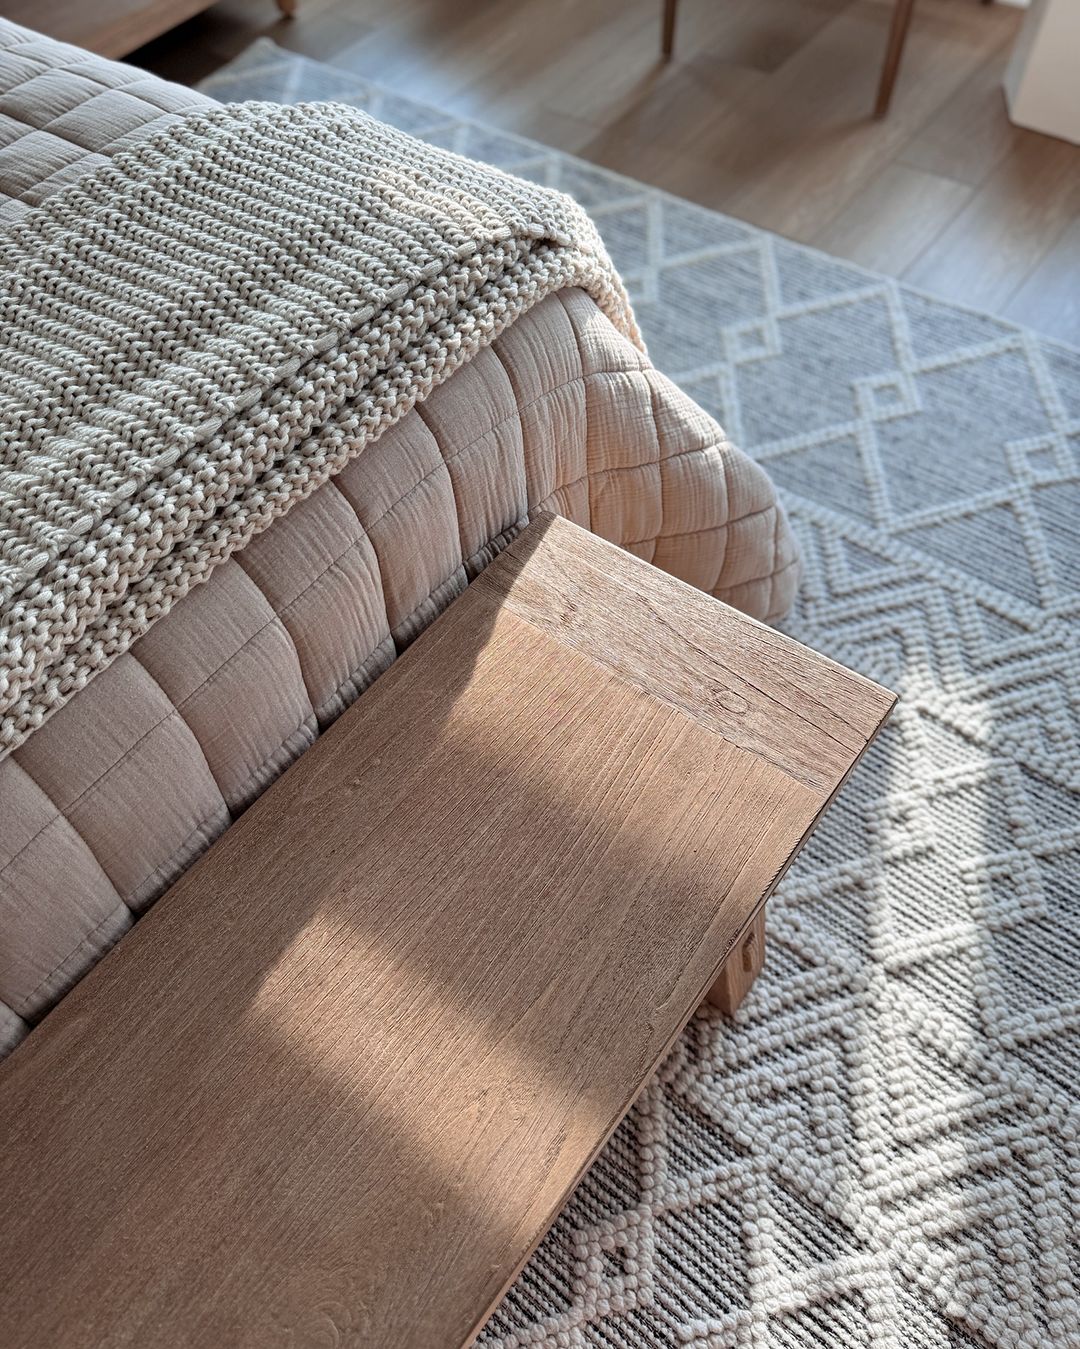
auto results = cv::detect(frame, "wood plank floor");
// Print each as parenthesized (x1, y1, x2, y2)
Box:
(133, 0, 1080, 346)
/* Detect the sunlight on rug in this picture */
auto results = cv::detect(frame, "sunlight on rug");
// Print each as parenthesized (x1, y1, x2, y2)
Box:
(203, 43, 1080, 1349)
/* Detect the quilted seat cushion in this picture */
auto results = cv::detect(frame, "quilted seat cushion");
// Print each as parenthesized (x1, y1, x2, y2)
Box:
(0, 287, 798, 1055)
(0, 18, 209, 223)
(0, 20, 799, 1057)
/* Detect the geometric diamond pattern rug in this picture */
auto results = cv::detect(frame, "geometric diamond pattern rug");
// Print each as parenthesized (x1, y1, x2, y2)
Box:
(204, 43, 1080, 1348)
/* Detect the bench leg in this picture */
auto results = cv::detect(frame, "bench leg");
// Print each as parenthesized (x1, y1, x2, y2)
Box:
(706, 908, 766, 1015)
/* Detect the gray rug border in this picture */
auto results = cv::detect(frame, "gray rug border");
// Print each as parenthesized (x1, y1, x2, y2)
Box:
(199, 37, 1080, 367)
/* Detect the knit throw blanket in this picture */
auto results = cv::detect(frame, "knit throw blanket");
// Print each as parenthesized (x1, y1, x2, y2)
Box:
(0, 101, 637, 756)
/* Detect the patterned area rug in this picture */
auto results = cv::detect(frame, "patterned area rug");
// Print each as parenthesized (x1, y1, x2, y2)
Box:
(203, 44, 1080, 1348)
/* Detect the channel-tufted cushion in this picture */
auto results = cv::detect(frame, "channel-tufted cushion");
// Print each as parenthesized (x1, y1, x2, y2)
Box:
(0, 21, 798, 1056)
(0, 18, 208, 223)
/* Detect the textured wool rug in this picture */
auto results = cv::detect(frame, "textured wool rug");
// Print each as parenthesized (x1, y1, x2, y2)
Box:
(202, 44, 1080, 1348)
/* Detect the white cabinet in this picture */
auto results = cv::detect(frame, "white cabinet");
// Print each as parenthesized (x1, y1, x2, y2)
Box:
(1004, 0, 1080, 144)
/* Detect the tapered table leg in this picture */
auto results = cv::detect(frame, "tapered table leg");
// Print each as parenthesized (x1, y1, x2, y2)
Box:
(706, 907, 766, 1015)
(875, 0, 916, 118)
(662, 0, 678, 59)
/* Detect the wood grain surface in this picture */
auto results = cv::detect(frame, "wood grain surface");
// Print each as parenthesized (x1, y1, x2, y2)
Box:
(0, 515, 895, 1349)
(2, 0, 221, 58)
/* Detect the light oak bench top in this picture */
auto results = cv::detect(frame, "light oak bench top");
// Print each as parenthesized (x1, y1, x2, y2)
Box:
(0, 514, 895, 1348)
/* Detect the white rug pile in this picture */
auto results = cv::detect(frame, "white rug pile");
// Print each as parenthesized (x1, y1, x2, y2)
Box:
(205, 43, 1080, 1348)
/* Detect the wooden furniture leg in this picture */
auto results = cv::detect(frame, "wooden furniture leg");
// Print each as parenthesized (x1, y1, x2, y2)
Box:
(875, 0, 916, 118)
(662, 0, 678, 59)
(707, 907, 767, 1015)
(663, 0, 986, 117)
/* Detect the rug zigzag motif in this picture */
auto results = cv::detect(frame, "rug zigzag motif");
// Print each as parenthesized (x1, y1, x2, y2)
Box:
(204, 47, 1080, 1349)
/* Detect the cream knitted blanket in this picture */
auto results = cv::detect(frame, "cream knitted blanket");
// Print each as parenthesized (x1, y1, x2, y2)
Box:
(0, 101, 638, 756)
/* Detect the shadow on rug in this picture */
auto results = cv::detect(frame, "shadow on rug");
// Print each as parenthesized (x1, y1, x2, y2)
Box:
(203, 43, 1080, 1349)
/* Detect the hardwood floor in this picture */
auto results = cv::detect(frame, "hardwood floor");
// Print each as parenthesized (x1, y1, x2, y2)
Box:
(132, 0, 1080, 346)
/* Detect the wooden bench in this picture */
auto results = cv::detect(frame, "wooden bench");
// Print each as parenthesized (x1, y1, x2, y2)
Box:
(0, 514, 895, 1348)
